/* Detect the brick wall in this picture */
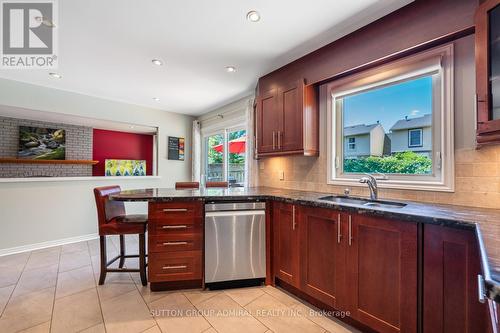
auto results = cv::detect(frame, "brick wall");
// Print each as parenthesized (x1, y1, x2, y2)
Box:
(0, 116, 93, 177)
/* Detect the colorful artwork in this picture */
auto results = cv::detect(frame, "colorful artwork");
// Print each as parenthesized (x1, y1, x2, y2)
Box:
(168, 136, 185, 161)
(105, 159, 146, 176)
(18, 126, 66, 160)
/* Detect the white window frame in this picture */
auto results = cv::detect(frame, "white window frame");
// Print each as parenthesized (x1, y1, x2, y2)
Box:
(326, 44, 455, 192)
(408, 128, 423, 148)
(201, 115, 248, 187)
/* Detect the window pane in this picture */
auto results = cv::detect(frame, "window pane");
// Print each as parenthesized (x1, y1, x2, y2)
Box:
(227, 130, 246, 187)
(340, 75, 433, 175)
(206, 134, 224, 181)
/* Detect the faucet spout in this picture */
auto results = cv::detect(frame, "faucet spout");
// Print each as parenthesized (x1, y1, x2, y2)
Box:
(359, 173, 378, 200)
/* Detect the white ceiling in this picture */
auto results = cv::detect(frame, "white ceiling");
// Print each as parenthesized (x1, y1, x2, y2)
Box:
(0, 0, 412, 116)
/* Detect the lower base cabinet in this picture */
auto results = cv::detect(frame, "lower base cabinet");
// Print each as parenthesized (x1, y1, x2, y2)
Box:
(347, 214, 418, 333)
(273, 202, 418, 333)
(423, 224, 487, 333)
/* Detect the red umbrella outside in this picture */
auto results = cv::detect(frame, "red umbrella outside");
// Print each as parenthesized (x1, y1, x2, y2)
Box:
(212, 136, 246, 154)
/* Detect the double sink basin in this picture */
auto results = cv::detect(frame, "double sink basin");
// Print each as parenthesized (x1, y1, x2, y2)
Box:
(318, 195, 407, 209)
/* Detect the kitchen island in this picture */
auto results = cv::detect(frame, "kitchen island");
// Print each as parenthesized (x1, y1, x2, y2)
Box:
(111, 186, 500, 333)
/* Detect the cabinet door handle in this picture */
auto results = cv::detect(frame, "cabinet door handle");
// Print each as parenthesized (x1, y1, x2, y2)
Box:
(163, 241, 188, 246)
(348, 215, 352, 246)
(162, 225, 188, 229)
(278, 131, 282, 149)
(292, 205, 296, 230)
(478, 274, 486, 303)
(337, 213, 342, 244)
(163, 208, 188, 212)
(272, 131, 276, 150)
(474, 94, 478, 131)
(162, 265, 187, 270)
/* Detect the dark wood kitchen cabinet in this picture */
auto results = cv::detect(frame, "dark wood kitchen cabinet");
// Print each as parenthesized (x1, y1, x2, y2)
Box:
(272, 201, 300, 287)
(346, 214, 418, 333)
(255, 79, 318, 158)
(423, 224, 487, 333)
(272, 203, 418, 333)
(298, 206, 344, 308)
(148, 201, 203, 290)
(476, 0, 500, 145)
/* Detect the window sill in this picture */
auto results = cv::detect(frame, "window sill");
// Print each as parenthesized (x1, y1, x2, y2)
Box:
(328, 177, 454, 192)
(0, 176, 161, 183)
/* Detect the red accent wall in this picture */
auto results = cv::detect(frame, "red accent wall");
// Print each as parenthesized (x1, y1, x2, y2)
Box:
(92, 129, 153, 176)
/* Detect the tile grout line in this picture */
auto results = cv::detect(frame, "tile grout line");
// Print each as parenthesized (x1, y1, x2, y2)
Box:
(86, 240, 108, 333)
(0, 251, 32, 318)
(181, 290, 221, 333)
(48, 246, 62, 333)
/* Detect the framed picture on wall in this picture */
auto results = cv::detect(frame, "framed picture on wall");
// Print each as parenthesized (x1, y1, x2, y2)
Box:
(18, 126, 66, 160)
(168, 136, 184, 161)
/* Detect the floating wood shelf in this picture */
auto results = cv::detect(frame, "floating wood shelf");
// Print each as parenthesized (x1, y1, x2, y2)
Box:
(0, 158, 99, 165)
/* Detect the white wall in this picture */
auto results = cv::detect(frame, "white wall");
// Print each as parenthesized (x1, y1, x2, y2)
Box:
(0, 78, 193, 253)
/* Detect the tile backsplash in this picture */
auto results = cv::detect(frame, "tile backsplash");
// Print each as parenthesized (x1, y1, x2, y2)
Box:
(257, 146, 500, 209)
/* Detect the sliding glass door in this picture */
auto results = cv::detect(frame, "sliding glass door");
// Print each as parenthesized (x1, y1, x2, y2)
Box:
(204, 127, 247, 187)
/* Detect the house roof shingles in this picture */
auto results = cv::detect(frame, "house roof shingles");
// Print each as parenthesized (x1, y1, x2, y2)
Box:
(343, 123, 379, 136)
(390, 114, 432, 131)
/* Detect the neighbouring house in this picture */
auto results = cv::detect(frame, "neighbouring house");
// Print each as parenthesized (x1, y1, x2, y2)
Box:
(389, 114, 432, 157)
(343, 123, 390, 158)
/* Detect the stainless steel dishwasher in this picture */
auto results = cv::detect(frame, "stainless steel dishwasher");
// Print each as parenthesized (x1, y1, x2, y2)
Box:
(204, 201, 266, 287)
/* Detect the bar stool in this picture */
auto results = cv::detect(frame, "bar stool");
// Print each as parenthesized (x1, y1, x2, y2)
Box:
(206, 181, 229, 188)
(93, 186, 148, 286)
(175, 181, 200, 189)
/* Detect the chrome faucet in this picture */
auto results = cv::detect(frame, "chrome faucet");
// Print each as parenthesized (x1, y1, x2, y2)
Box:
(359, 173, 378, 200)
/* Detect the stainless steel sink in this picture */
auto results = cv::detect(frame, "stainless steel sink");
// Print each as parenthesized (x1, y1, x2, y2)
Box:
(318, 195, 407, 209)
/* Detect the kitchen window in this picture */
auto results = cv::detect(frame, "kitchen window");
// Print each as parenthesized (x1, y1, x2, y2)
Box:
(327, 44, 454, 191)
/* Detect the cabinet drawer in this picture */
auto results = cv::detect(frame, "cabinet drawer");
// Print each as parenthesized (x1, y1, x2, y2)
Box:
(149, 218, 202, 234)
(149, 201, 203, 219)
(149, 233, 202, 253)
(148, 251, 202, 282)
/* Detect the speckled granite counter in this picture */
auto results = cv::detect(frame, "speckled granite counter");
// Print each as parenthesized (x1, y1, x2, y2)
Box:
(111, 186, 500, 302)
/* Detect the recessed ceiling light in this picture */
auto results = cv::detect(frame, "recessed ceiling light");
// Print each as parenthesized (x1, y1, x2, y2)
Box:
(129, 125, 135, 129)
(153, 97, 160, 102)
(151, 59, 163, 66)
(49, 72, 62, 79)
(225, 66, 236, 73)
(246, 10, 260, 22)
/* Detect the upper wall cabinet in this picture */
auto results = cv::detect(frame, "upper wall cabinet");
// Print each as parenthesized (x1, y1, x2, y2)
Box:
(255, 79, 319, 158)
(476, 0, 500, 146)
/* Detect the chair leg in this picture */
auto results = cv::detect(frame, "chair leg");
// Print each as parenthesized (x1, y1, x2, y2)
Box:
(98, 235, 107, 285)
(139, 233, 147, 286)
(118, 235, 126, 268)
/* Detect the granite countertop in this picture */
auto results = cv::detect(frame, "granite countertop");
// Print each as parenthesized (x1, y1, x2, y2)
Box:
(111, 186, 500, 302)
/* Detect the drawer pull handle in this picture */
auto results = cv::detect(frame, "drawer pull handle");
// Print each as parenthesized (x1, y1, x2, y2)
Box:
(163, 208, 188, 212)
(163, 265, 187, 270)
(162, 225, 188, 229)
(163, 241, 188, 246)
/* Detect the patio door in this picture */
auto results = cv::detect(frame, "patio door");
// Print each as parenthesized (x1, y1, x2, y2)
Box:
(204, 127, 247, 187)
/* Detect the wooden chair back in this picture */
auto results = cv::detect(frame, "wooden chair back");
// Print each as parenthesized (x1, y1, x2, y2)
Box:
(205, 181, 229, 188)
(93, 186, 125, 230)
(175, 181, 200, 189)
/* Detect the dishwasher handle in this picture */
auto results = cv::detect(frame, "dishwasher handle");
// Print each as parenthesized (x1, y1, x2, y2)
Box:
(205, 210, 265, 217)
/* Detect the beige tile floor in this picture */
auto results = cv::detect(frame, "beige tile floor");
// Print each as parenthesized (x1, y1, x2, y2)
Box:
(0, 236, 360, 333)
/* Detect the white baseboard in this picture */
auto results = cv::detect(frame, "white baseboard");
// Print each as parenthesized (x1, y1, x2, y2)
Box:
(0, 233, 99, 257)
